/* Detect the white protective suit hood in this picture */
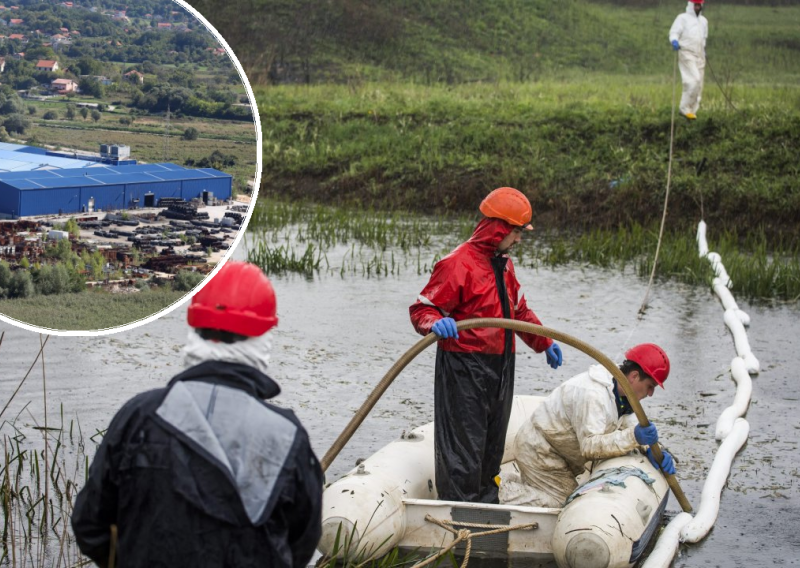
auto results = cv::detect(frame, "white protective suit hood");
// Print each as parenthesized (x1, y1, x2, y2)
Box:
(181, 328, 272, 374)
(669, 2, 708, 57)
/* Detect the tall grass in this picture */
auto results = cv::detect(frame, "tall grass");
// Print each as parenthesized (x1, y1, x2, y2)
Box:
(248, 199, 800, 301)
(1, 408, 88, 567)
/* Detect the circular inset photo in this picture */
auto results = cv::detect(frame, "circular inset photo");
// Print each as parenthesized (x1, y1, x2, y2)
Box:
(0, 0, 260, 334)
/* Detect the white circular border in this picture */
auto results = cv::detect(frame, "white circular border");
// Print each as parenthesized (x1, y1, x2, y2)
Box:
(0, 0, 262, 337)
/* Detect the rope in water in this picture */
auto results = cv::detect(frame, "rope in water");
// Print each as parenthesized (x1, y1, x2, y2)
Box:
(409, 515, 538, 568)
(639, 52, 679, 316)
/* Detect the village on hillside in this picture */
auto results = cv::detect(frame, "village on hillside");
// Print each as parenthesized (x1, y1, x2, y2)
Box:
(0, 0, 258, 300)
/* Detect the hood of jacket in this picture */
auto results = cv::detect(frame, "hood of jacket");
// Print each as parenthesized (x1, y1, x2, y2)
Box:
(466, 217, 515, 256)
(168, 359, 281, 400)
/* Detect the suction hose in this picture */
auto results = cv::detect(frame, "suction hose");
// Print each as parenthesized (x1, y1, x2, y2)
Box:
(320, 317, 692, 513)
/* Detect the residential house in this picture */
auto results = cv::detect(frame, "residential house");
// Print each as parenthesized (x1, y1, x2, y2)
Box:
(9, 18, 23, 26)
(36, 60, 59, 72)
(157, 22, 172, 30)
(124, 69, 144, 84)
(8, 33, 27, 43)
(51, 78, 77, 93)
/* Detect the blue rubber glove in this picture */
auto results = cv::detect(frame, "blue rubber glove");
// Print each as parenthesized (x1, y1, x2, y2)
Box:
(431, 317, 458, 339)
(646, 447, 676, 475)
(671, 40, 680, 51)
(545, 343, 563, 369)
(634, 423, 659, 446)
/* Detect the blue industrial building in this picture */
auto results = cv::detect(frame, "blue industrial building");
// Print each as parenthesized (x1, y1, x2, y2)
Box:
(0, 162, 233, 218)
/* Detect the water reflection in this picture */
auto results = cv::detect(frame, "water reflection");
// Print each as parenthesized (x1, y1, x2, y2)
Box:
(1, 231, 798, 566)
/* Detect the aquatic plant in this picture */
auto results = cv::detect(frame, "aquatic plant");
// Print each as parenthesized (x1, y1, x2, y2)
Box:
(1, 405, 88, 566)
(247, 199, 800, 302)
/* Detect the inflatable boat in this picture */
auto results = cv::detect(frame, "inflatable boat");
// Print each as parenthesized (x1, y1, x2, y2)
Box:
(318, 395, 669, 568)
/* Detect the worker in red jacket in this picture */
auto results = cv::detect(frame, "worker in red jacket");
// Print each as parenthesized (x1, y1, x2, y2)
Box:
(410, 187, 563, 503)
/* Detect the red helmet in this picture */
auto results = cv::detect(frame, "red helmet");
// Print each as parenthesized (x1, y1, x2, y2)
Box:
(690, 0, 704, 4)
(479, 187, 533, 230)
(187, 261, 278, 337)
(625, 343, 670, 387)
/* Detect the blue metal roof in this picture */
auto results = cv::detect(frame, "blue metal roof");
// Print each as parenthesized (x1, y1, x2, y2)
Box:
(0, 142, 33, 152)
(0, 163, 230, 190)
(0, 149, 99, 172)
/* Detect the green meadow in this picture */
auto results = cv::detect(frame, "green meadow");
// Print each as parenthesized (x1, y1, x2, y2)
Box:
(0, 289, 186, 331)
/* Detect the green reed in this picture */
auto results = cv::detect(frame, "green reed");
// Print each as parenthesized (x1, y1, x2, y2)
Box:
(248, 199, 800, 301)
(1, 419, 87, 567)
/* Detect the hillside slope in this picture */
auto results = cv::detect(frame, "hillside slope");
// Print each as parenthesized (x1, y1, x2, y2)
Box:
(195, 0, 800, 84)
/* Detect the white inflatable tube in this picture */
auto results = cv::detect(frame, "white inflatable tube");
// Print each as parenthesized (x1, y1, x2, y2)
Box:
(712, 278, 751, 327)
(706, 253, 731, 288)
(648, 222, 756, 566)
(640, 512, 693, 568)
(723, 309, 760, 374)
(715, 358, 753, 440)
(680, 418, 750, 543)
(697, 221, 709, 257)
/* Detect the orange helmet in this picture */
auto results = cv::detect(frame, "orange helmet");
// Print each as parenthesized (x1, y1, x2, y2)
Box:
(479, 187, 533, 230)
(188, 261, 278, 337)
(625, 343, 670, 388)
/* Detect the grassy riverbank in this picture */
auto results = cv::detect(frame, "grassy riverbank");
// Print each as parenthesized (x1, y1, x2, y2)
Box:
(0, 289, 187, 331)
(256, 78, 800, 243)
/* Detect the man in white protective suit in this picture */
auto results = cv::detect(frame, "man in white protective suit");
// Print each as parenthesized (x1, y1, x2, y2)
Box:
(500, 344, 676, 508)
(669, 0, 709, 120)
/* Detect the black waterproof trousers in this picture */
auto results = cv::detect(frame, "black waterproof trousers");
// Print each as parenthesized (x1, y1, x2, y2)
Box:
(434, 349, 515, 503)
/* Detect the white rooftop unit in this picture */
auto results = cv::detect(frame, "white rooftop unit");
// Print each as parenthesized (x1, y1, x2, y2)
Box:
(100, 144, 131, 159)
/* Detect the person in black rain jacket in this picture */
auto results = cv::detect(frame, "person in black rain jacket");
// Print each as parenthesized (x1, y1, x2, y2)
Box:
(72, 262, 323, 568)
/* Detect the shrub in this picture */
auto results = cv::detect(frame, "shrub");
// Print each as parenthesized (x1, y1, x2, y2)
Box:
(9, 270, 34, 298)
(172, 270, 205, 291)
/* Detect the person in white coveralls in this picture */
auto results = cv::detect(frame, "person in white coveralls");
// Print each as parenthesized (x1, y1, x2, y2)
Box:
(669, 0, 709, 120)
(501, 343, 676, 508)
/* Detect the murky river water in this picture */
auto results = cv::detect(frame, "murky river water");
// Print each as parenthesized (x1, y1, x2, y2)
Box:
(1, 235, 798, 567)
